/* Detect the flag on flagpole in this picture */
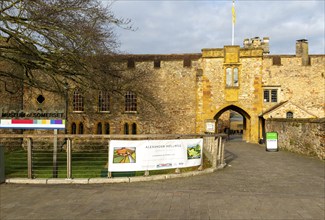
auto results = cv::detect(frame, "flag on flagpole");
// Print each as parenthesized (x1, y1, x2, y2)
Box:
(232, 0, 236, 24)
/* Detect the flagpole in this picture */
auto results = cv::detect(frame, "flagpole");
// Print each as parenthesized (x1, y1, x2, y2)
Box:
(232, 20, 235, 46)
(232, 0, 236, 45)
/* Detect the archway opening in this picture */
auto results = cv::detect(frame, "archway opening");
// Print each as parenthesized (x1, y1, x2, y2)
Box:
(214, 105, 251, 141)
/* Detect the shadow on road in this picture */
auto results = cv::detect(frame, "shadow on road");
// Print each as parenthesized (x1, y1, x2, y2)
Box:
(224, 149, 237, 164)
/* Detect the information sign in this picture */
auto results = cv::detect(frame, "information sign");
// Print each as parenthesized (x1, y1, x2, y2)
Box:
(266, 132, 278, 151)
(108, 139, 203, 172)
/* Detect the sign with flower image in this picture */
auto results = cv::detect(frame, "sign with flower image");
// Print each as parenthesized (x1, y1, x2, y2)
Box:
(108, 139, 203, 172)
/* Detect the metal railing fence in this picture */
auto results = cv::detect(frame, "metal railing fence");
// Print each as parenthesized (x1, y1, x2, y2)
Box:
(0, 134, 226, 180)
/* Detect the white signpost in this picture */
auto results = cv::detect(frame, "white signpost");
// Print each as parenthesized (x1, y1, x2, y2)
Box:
(266, 132, 278, 152)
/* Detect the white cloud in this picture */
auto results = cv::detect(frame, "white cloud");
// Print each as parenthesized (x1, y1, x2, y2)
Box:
(107, 0, 324, 55)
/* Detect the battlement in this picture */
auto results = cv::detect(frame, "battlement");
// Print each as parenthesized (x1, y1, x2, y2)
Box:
(243, 37, 270, 54)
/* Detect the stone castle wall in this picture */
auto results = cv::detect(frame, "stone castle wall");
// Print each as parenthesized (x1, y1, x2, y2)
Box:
(262, 55, 325, 117)
(266, 118, 325, 159)
(16, 57, 200, 135)
(1, 40, 324, 144)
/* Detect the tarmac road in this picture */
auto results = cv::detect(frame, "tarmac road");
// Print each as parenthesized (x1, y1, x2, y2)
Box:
(1, 140, 324, 220)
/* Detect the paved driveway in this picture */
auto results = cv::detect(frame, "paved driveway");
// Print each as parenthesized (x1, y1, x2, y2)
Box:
(1, 140, 324, 220)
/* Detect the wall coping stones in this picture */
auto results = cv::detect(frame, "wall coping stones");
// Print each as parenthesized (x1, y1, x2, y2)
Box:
(4, 168, 218, 185)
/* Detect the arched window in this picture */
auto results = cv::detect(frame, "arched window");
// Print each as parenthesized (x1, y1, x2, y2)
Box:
(226, 68, 232, 87)
(98, 91, 110, 112)
(97, 122, 102, 134)
(225, 67, 239, 87)
(124, 123, 129, 135)
(131, 123, 137, 134)
(79, 122, 84, 134)
(71, 123, 77, 134)
(233, 68, 239, 86)
(125, 91, 137, 112)
(73, 89, 84, 111)
(105, 123, 110, 134)
(286, 112, 293, 119)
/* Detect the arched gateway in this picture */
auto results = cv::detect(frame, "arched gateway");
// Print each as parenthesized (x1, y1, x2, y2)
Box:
(195, 45, 264, 143)
(214, 105, 251, 141)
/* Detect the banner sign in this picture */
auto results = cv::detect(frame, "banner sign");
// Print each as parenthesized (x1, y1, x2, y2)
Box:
(266, 132, 278, 151)
(108, 139, 203, 172)
(0, 119, 65, 129)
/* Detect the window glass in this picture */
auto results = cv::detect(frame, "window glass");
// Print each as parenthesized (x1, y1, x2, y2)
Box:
(71, 123, 77, 134)
(98, 91, 110, 112)
(286, 112, 293, 118)
(226, 68, 232, 87)
(79, 123, 84, 134)
(125, 91, 137, 112)
(73, 89, 84, 111)
(132, 123, 137, 134)
(97, 122, 102, 134)
(271, 89, 278, 102)
(263, 90, 270, 102)
(264, 89, 278, 103)
(105, 123, 110, 134)
(233, 68, 239, 86)
(124, 123, 129, 135)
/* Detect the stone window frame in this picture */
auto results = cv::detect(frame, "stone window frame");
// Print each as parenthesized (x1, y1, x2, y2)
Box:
(97, 122, 110, 134)
(104, 122, 110, 134)
(125, 91, 137, 113)
(79, 122, 84, 134)
(97, 122, 102, 134)
(263, 87, 280, 103)
(123, 122, 137, 135)
(286, 111, 294, 118)
(131, 123, 137, 134)
(225, 66, 240, 88)
(98, 91, 110, 112)
(73, 89, 84, 112)
(71, 122, 84, 134)
(124, 123, 129, 134)
(71, 122, 77, 134)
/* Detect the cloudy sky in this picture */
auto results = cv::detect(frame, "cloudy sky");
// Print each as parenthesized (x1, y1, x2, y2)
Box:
(106, 0, 324, 55)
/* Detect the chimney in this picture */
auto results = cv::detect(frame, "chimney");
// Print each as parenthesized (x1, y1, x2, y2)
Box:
(262, 37, 270, 54)
(296, 39, 309, 66)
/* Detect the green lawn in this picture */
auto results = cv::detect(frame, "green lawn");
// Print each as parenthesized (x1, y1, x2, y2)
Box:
(5, 150, 212, 179)
(5, 150, 108, 178)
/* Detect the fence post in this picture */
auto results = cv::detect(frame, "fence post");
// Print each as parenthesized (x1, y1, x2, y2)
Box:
(211, 136, 218, 169)
(107, 140, 112, 178)
(220, 138, 226, 168)
(217, 137, 222, 167)
(198, 136, 204, 171)
(53, 129, 58, 178)
(0, 144, 5, 183)
(66, 138, 72, 179)
(27, 138, 33, 179)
